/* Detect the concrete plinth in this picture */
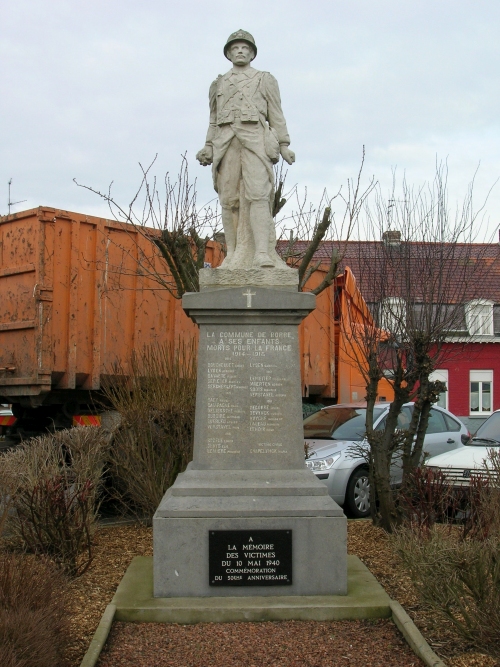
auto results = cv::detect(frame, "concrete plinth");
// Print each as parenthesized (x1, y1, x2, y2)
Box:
(118, 556, 390, 623)
(154, 468, 346, 597)
(200, 267, 299, 291)
(153, 284, 347, 598)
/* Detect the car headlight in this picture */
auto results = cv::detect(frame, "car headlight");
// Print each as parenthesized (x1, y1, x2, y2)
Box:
(306, 452, 341, 471)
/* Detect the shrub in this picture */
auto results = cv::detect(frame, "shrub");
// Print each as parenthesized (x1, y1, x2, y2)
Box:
(15, 475, 95, 577)
(399, 466, 453, 535)
(458, 474, 496, 541)
(400, 463, 499, 540)
(393, 527, 500, 657)
(0, 552, 69, 667)
(102, 340, 197, 519)
(0, 426, 109, 575)
(481, 448, 500, 538)
(0, 463, 20, 542)
(393, 450, 500, 659)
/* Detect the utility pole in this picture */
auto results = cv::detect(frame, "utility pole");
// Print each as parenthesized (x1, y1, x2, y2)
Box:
(8, 179, 27, 215)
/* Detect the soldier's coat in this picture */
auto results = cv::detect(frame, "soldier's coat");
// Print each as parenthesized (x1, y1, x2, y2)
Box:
(203, 67, 291, 193)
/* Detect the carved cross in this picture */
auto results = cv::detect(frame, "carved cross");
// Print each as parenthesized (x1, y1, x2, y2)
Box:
(242, 289, 256, 308)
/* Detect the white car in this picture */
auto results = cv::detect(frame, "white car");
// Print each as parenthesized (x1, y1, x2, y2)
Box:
(304, 402, 469, 517)
(426, 410, 500, 486)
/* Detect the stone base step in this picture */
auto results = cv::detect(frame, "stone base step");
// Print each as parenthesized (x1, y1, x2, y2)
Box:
(113, 555, 391, 623)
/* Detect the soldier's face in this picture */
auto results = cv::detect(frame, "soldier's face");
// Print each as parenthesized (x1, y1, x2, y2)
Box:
(227, 41, 254, 66)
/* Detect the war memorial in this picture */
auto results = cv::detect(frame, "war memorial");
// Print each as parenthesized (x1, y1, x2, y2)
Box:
(112, 29, 391, 623)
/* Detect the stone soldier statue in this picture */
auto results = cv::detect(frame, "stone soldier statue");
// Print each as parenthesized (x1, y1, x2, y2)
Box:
(196, 30, 295, 270)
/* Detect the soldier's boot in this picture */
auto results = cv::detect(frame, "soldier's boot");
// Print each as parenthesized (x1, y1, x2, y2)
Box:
(250, 201, 275, 268)
(220, 205, 238, 264)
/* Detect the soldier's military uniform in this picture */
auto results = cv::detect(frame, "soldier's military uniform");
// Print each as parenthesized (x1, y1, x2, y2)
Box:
(199, 30, 293, 268)
(206, 66, 291, 205)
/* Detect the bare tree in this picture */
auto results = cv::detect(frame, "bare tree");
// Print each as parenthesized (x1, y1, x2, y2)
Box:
(340, 163, 495, 531)
(75, 149, 375, 298)
(276, 147, 376, 294)
(75, 155, 223, 297)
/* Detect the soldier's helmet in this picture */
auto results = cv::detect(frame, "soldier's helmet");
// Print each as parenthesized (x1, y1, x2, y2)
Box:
(224, 30, 257, 60)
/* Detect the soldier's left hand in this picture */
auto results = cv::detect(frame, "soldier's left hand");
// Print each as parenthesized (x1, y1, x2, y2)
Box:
(280, 146, 295, 165)
(196, 145, 213, 166)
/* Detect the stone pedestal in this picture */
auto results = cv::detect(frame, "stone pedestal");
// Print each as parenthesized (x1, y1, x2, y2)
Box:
(153, 276, 347, 597)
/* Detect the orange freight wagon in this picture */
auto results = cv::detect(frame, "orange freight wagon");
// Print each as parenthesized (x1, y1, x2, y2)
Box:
(0, 207, 201, 435)
(0, 206, 389, 437)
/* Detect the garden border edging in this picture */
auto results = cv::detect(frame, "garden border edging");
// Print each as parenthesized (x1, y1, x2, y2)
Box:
(79, 597, 446, 667)
(79, 603, 116, 667)
(390, 599, 447, 667)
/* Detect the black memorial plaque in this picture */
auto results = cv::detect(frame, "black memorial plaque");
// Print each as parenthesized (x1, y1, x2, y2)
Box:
(209, 529, 292, 586)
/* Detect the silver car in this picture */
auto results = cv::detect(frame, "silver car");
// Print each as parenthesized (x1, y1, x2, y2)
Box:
(304, 402, 469, 517)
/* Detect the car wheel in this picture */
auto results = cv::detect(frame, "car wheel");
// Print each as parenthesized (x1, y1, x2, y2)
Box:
(346, 468, 371, 518)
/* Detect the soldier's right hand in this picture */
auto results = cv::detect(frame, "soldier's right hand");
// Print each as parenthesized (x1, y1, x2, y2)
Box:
(196, 145, 213, 166)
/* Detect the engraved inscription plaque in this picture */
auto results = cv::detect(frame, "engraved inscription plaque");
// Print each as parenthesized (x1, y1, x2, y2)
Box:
(194, 323, 305, 470)
(209, 529, 292, 586)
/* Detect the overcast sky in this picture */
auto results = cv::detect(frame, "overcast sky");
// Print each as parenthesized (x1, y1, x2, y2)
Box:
(1, 0, 499, 240)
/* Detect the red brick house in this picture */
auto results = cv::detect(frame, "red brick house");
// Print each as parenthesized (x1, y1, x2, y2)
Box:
(305, 235, 500, 432)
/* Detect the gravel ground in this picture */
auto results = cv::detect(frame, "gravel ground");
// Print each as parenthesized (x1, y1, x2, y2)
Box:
(97, 619, 424, 667)
(60, 520, 498, 667)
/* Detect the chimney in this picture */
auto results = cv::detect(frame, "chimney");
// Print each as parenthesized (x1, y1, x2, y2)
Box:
(382, 230, 401, 246)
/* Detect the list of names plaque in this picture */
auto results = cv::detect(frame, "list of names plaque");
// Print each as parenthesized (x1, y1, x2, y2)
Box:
(202, 325, 298, 466)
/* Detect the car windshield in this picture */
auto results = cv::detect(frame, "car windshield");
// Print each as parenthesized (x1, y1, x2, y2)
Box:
(470, 412, 500, 445)
(303, 407, 385, 440)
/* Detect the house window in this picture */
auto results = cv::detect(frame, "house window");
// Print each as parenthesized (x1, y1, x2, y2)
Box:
(466, 300, 494, 336)
(381, 297, 406, 335)
(470, 370, 493, 414)
(430, 369, 448, 410)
